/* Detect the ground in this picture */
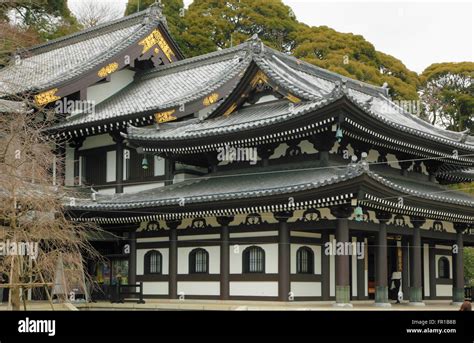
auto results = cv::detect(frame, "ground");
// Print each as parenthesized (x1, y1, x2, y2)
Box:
(0, 300, 462, 311)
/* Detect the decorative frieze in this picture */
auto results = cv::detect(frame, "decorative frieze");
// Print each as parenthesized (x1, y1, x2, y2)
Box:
(97, 62, 119, 78)
(203, 93, 219, 106)
(34, 88, 60, 106)
(154, 109, 176, 123)
(139, 29, 175, 61)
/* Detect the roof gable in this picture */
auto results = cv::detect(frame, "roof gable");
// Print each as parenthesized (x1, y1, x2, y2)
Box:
(0, 5, 184, 103)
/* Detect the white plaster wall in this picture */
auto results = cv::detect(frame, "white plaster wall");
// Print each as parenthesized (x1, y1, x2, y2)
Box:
(290, 231, 321, 238)
(269, 143, 288, 159)
(230, 282, 278, 296)
(79, 133, 114, 150)
(87, 69, 135, 105)
(423, 243, 430, 297)
(178, 246, 220, 274)
(352, 236, 358, 297)
(255, 94, 280, 104)
(229, 231, 278, 238)
(299, 140, 317, 154)
(143, 282, 168, 295)
(173, 173, 198, 184)
(136, 248, 169, 275)
(229, 243, 278, 274)
(329, 234, 335, 297)
(178, 282, 220, 296)
(291, 282, 321, 297)
(178, 234, 220, 241)
(365, 238, 368, 297)
(97, 187, 115, 195)
(123, 182, 165, 194)
(65, 146, 75, 186)
(154, 156, 165, 176)
(386, 153, 401, 169)
(106, 150, 116, 182)
(137, 237, 169, 243)
(290, 244, 321, 274)
(436, 285, 452, 297)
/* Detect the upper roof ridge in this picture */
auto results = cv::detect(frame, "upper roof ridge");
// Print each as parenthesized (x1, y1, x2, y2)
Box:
(138, 42, 250, 80)
(21, 10, 150, 57)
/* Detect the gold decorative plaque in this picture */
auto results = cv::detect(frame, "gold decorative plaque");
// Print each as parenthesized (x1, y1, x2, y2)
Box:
(286, 93, 301, 103)
(250, 70, 268, 88)
(34, 88, 60, 106)
(139, 29, 175, 62)
(223, 102, 237, 117)
(97, 62, 119, 78)
(155, 109, 177, 123)
(203, 93, 219, 106)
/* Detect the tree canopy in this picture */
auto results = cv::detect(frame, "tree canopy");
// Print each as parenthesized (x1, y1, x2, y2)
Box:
(291, 24, 420, 100)
(0, 0, 80, 41)
(419, 62, 473, 133)
(180, 0, 299, 55)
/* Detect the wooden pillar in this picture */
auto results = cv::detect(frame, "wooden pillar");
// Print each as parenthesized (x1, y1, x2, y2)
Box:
(397, 153, 413, 177)
(402, 237, 410, 300)
(257, 143, 278, 167)
(69, 137, 84, 186)
(330, 205, 353, 307)
(356, 236, 366, 300)
(308, 131, 336, 167)
(321, 232, 330, 300)
(128, 230, 136, 285)
(274, 211, 293, 302)
(375, 211, 391, 306)
(110, 132, 124, 194)
(428, 242, 436, 299)
(409, 216, 425, 305)
(167, 219, 181, 299)
(217, 216, 234, 300)
(453, 223, 466, 304)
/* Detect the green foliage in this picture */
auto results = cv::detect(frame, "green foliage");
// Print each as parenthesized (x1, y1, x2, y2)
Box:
(0, 0, 81, 41)
(180, 0, 299, 57)
(465, 247, 474, 286)
(419, 62, 474, 132)
(291, 25, 419, 100)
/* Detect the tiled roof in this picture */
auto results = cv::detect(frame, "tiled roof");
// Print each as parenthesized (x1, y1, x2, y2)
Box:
(43, 34, 473, 149)
(67, 161, 474, 211)
(0, 99, 26, 113)
(50, 47, 249, 130)
(125, 99, 332, 141)
(0, 9, 162, 95)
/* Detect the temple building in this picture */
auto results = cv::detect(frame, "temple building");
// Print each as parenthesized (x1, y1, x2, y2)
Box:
(1, 5, 473, 306)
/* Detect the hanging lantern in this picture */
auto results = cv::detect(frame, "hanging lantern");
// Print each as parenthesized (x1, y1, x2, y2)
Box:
(354, 206, 364, 222)
(335, 127, 343, 143)
(142, 156, 149, 170)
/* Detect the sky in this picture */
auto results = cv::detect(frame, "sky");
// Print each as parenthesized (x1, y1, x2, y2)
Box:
(68, 0, 473, 73)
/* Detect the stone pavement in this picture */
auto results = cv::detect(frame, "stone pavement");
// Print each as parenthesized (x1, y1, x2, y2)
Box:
(0, 299, 463, 311)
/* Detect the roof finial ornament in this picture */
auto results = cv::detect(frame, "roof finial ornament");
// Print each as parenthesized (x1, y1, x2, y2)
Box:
(459, 129, 470, 143)
(247, 34, 264, 56)
(144, 1, 166, 25)
(331, 79, 348, 98)
(364, 97, 373, 110)
(347, 152, 369, 174)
